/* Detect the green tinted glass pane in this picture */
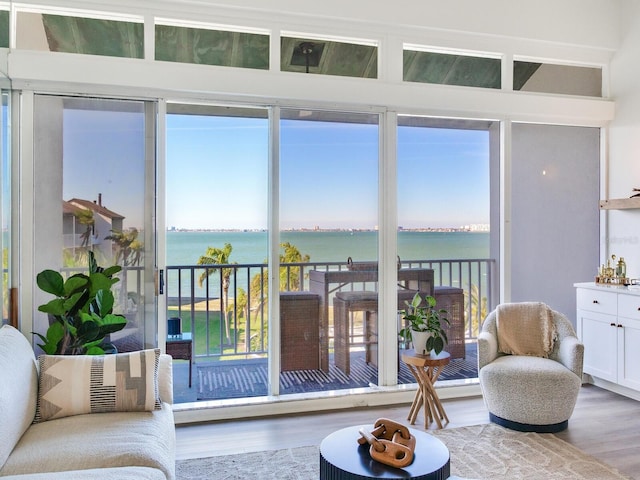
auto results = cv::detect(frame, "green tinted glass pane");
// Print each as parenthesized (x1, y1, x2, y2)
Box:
(155, 25, 269, 69)
(41, 14, 143, 58)
(404, 50, 501, 89)
(281, 37, 377, 79)
(0, 11, 8, 48)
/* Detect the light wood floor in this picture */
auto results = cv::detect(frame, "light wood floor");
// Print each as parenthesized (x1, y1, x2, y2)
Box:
(175, 384, 640, 479)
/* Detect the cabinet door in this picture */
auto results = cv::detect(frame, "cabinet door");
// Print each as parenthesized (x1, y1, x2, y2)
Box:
(618, 317, 640, 390)
(577, 309, 618, 382)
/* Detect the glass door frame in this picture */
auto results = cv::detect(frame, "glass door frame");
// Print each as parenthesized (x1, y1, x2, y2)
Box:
(19, 91, 159, 351)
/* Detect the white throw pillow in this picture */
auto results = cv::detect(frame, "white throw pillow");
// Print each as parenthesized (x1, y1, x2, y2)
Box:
(34, 349, 161, 423)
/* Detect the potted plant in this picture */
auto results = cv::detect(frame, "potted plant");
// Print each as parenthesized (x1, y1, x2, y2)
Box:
(34, 251, 127, 355)
(399, 292, 449, 355)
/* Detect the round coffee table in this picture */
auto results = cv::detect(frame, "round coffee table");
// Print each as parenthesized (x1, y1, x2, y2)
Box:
(319, 424, 450, 479)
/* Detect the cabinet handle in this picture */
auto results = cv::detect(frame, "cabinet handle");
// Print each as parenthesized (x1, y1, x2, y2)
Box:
(592, 300, 599, 304)
(610, 323, 616, 326)
(618, 324, 623, 328)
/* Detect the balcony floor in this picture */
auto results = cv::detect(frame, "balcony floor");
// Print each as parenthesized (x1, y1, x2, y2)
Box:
(172, 342, 478, 404)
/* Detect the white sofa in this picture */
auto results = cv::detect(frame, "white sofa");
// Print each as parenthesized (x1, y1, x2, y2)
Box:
(0, 325, 176, 479)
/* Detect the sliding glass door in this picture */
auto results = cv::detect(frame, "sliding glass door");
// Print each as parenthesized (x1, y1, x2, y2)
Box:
(165, 104, 270, 402)
(280, 108, 380, 392)
(31, 95, 157, 353)
(396, 116, 496, 383)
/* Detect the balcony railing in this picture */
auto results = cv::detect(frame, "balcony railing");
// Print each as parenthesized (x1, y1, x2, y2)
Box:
(166, 258, 495, 361)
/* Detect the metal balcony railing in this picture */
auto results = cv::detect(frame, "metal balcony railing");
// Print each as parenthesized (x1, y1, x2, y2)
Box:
(165, 258, 496, 361)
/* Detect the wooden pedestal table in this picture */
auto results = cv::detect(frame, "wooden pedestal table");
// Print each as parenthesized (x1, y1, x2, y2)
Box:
(401, 350, 450, 429)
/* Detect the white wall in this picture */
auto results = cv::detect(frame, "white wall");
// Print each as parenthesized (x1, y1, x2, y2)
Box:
(607, 0, 640, 280)
(37, 0, 622, 50)
(510, 124, 600, 317)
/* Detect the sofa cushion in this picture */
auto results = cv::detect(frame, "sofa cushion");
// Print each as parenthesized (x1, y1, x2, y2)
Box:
(35, 349, 161, 423)
(0, 326, 38, 471)
(0, 405, 176, 479)
(0, 466, 167, 480)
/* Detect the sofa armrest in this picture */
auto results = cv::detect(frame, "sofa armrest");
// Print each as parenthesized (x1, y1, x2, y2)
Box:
(477, 331, 499, 371)
(158, 354, 174, 405)
(556, 335, 584, 380)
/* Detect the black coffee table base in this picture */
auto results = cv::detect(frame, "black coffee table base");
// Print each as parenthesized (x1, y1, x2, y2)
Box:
(319, 425, 450, 479)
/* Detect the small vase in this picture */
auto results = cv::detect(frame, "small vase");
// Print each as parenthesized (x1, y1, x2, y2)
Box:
(411, 330, 432, 355)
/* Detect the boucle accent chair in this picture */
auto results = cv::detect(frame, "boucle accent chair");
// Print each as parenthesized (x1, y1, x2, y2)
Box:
(477, 302, 584, 433)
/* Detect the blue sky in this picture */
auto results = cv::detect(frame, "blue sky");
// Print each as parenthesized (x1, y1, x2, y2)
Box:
(63, 106, 146, 229)
(62, 108, 489, 231)
(166, 113, 489, 230)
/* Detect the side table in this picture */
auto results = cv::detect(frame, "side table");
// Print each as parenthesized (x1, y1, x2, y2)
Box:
(401, 350, 450, 429)
(166, 332, 193, 388)
(320, 424, 450, 480)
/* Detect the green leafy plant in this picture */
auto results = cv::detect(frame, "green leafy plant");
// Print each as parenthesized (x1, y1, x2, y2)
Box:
(34, 251, 127, 355)
(399, 292, 450, 355)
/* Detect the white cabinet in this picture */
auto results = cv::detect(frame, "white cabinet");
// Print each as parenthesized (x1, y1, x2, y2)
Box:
(576, 283, 640, 393)
(616, 295, 640, 390)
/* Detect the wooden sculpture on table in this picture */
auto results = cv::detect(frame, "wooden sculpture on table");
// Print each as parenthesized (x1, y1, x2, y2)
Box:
(357, 418, 416, 468)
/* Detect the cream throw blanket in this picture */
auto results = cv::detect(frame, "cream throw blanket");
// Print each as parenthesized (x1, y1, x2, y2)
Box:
(496, 302, 556, 358)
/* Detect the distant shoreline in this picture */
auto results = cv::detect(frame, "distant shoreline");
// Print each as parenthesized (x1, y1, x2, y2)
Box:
(167, 227, 490, 233)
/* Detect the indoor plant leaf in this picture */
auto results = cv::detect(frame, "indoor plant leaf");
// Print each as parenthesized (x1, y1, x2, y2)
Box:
(34, 254, 128, 356)
(41, 322, 67, 354)
(89, 272, 118, 297)
(97, 313, 128, 335)
(36, 270, 65, 297)
(37, 298, 66, 316)
(64, 290, 91, 317)
(93, 288, 115, 317)
(399, 292, 449, 354)
(63, 274, 90, 296)
(102, 265, 122, 277)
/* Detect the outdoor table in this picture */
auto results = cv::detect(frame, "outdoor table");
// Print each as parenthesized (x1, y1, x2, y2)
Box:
(309, 268, 434, 372)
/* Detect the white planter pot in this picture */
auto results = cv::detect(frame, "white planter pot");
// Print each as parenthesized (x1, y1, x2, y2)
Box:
(411, 330, 432, 355)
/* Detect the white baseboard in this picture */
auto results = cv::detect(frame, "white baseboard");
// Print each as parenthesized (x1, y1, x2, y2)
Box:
(582, 374, 640, 402)
(173, 380, 482, 425)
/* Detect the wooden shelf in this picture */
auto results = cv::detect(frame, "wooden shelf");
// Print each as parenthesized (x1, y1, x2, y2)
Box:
(599, 197, 640, 210)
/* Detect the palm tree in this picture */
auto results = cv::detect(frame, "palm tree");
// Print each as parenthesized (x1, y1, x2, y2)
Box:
(105, 228, 144, 267)
(197, 243, 235, 344)
(280, 242, 310, 291)
(75, 208, 95, 253)
(104, 228, 144, 316)
(248, 242, 311, 311)
(467, 283, 488, 336)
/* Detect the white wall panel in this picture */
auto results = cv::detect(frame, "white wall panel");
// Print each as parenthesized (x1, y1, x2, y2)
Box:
(510, 123, 600, 321)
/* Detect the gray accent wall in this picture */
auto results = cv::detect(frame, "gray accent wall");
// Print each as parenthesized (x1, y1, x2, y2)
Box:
(510, 123, 600, 324)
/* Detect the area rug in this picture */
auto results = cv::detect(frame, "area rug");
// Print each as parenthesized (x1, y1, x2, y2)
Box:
(175, 423, 631, 480)
(196, 346, 478, 400)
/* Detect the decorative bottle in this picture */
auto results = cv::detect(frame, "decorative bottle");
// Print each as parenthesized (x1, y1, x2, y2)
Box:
(617, 257, 627, 279)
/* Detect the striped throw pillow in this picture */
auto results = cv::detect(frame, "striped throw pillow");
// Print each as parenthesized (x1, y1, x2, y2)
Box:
(35, 349, 161, 423)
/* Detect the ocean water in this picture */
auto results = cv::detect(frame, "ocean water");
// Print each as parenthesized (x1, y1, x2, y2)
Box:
(167, 230, 489, 265)
(166, 230, 489, 298)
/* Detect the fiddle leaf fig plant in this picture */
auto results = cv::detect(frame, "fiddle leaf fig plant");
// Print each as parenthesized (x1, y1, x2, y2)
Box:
(399, 292, 450, 355)
(34, 251, 127, 355)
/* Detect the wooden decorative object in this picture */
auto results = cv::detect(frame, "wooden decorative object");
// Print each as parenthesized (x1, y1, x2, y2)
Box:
(357, 418, 416, 468)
